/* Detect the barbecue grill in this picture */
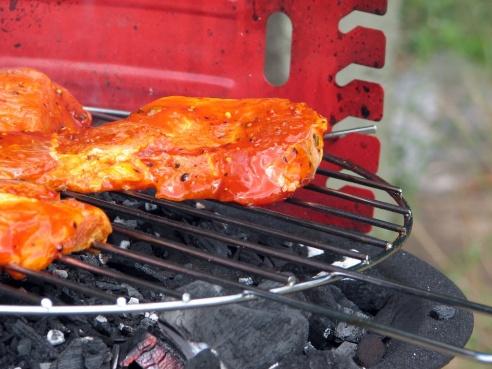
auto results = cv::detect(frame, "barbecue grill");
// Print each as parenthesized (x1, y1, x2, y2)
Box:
(0, 1, 491, 368)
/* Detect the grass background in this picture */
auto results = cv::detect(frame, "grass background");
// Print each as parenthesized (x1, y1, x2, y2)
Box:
(387, 1, 492, 368)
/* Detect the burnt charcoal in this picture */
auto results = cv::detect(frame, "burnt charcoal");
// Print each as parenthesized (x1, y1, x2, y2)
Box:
(123, 283, 145, 300)
(94, 280, 126, 293)
(251, 280, 311, 319)
(308, 315, 336, 349)
(331, 342, 361, 369)
(84, 338, 111, 369)
(162, 281, 309, 369)
(185, 349, 221, 369)
(113, 216, 139, 229)
(181, 220, 233, 259)
(429, 305, 456, 321)
(92, 316, 113, 337)
(276, 350, 338, 369)
(16, 337, 32, 356)
(51, 337, 110, 369)
(11, 320, 57, 360)
(275, 353, 312, 369)
(334, 321, 365, 344)
(304, 284, 360, 311)
(304, 284, 369, 344)
(119, 323, 135, 337)
(122, 198, 142, 208)
(335, 271, 391, 314)
(356, 334, 386, 368)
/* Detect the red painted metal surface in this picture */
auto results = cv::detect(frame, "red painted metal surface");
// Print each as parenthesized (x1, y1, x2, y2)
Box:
(0, 0, 386, 231)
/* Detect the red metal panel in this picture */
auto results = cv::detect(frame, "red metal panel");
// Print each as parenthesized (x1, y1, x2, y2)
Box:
(0, 0, 386, 231)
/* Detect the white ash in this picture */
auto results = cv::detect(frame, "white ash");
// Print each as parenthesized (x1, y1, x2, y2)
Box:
(323, 326, 334, 339)
(95, 315, 108, 324)
(306, 246, 324, 257)
(122, 199, 140, 207)
(332, 256, 361, 269)
(98, 253, 109, 265)
(188, 341, 209, 355)
(119, 240, 131, 249)
(52, 269, 68, 279)
(195, 202, 206, 209)
(145, 202, 158, 211)
(144, 312, 159, 322)
(114, 216, 138, 229)
(128, 297, 140, 305)
(47, 329, 65, 346)
(238, 276, 254, 286)
(303, 341, 316, 354)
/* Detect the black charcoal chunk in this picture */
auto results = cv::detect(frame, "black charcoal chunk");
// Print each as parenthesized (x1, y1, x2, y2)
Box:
(276, 350, 337, 369)
(162, 281, 309, 369)
(50, 337, 110, 369)
(11, 320, 57, 360)
(332, 342, 361, 369)
(309, 316, 335, 349)
(16, 337, 32, 356)
(335, 271, 391, 314)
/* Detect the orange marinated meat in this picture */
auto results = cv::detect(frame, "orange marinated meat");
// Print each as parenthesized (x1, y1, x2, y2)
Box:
(0, 180, 111, 274)
(0, 97, 328, 205)
(0, 67, 91, 133)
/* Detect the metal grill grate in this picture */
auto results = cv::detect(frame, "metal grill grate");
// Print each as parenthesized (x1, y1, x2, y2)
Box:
(0, 107, 491, 364)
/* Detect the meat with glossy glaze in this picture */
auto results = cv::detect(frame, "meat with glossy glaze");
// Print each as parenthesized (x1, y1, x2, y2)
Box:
(0, 180, 111, 275)
(0, 97, 328, 205)
(0, 67, 91, 133)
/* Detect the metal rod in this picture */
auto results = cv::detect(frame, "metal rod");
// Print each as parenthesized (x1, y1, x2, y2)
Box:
(6, 265, 116, 303)
(0, 282, 42, 304)
(324, 125, 377, 139)
(83, 106, 130, 117)
(112, 224, 353, 277)
(93, 242, 261, 293)
(331, 270, 492, 316)
(89, 111, 121, 122)
(316, 167, 402, 193)
(286, 198, 405, 233)
(112, 224, 291, 284)
(123, 191, 369, 259)
(58, 256, 181, 299)
(65, 191, 368, 260)
(224, 202, 390, 249)
(305, 184, 410, 215)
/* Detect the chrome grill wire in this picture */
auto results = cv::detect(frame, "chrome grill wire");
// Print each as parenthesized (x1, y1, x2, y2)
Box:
(0, 107, 489, 364)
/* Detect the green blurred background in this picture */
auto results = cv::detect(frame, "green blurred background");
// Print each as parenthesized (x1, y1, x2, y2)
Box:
(378, 1, 492, 368)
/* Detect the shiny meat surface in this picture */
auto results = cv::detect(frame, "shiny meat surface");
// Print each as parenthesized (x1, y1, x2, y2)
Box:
(0, 180, 111, 274)
(0, 67, 91, 133)
(0, 97, 328, 205)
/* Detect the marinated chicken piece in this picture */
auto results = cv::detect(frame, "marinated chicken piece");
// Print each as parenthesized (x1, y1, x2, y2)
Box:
(0, 97, 328, 205)
(0, 180, 111, 274)
(0, 67, 91, 133)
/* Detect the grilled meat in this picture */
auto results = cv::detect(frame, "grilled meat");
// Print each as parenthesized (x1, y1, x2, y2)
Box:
(0, 97, 328, 205)
(0, 67, 91, 133)
(0, 180, 111, 274)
